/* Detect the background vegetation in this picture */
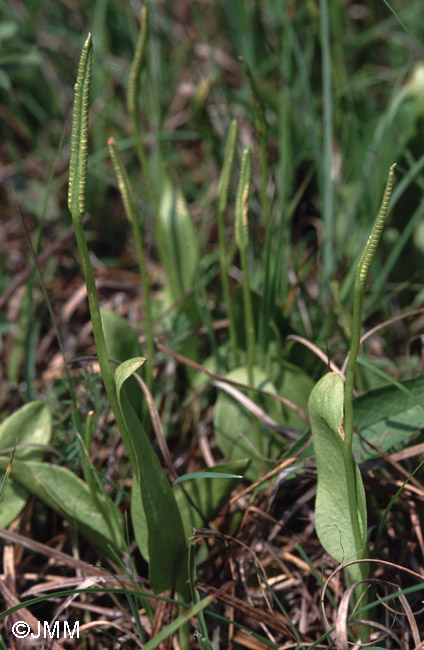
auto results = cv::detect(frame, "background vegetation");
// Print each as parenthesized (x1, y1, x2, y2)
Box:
(1, 0, 424, 648)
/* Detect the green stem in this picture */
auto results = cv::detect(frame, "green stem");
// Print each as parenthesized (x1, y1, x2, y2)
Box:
(259, 132, 270, 234)
(217, 120, 239, 367)
(127, 5, 159, 217)
(342, 163, 396, 635)
(68, 33, 189, 619)
(342, 281, 365, 568)
(239, 244, 255, 386)
(72, 225, 123, 428)
(108, 137, 154, 389)
(320, 0, 335, 292)
(343, 163, 397, 457)
(68, 34, 138, 441)
(235, 147, 254, 383)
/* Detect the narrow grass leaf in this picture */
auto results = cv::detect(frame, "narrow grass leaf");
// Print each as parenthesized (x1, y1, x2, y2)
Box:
(373, 457, 424, 559)
(238, 56, 266, 136)
(172, 472, 243, 486)
(141, 594, 213, 650)
(319, 0, 335, 286)
(217, 120, 239, 364)
(173, 460, 249, 541)
(188, 543, 212, 647)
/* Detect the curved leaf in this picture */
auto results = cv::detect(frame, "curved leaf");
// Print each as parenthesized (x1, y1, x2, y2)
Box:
(0, 458, 123, 554)
(157, 175, 199, 301)
(309, 373, 367, 583)
(0, 402, 51, 527)
(101, 307, 143, 416)
(0, 401, 51, 461)
(133, 460, 249, 557)
(100, 307, 142, 363)
(115, 357, 188, 595)
(299, 374, 424, 465)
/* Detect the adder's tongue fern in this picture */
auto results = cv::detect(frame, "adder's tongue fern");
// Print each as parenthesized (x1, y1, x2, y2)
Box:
(344, 162, 397, 454)
(358, 163, 397, 290)
(67, 33, 121, 425)
(68, 33, 92, 222)
(309, 163, 396, 638)
(67, 34, 189, 600)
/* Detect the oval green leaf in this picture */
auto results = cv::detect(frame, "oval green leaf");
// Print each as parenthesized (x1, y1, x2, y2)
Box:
(309, 373, 367, 583)
(0, 458, 123, 554)
(0, 402, 51, 527)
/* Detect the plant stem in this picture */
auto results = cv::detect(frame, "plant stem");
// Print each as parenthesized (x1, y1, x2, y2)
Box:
(343, 164, 396, 636)
(342, 281, 366, 568)
(72, 225, 121, 423)
(127, 5, 158, 216)
(344, 163, 397, 459)
(217, 120, 239, 367)
(239, 243, 255, 386)
(320, 0, 335, 292)
(235, 147, 254, 384)
(108, 137, 154, 389)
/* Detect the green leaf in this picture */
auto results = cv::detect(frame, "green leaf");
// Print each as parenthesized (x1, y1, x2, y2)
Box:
(172, 471, 243, 486)
(214, 366, 284, 480)
(0, 69, 10, 92)
(100, 307, 143, 416)
(157, 175, 199, 301)
(130, 471, 149, 560)
(309, 373, 367, 583)
(0, 402, 51, 527)
(353, 374, 424, 462)
(0, 459, 123, 554)
(100, 307, 142, 363)
(0, 402, 51, 461)
(270, 359, 313, 424)
(115, 357, 188, 595)
(141, 594, 213, 650)
(0, 21, 18, 41)
(298, 375, 424, 465)
(173, 460, 249, 540)
(131, 462, 249, 579)
(354, 375, 424, 430)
